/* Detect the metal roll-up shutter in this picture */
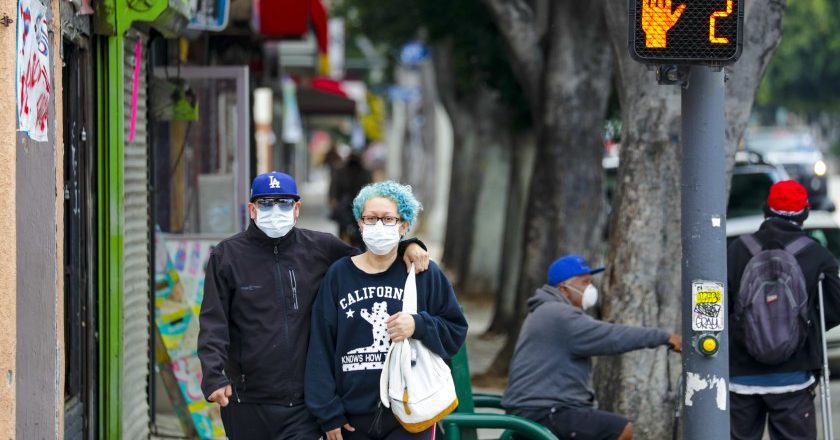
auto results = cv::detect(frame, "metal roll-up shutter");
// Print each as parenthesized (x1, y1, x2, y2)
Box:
(122, 29, 151, 439)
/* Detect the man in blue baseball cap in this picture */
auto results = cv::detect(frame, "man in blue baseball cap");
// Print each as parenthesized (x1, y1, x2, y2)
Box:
(502, 254, 682, 440)
(198, 171, 430, 439)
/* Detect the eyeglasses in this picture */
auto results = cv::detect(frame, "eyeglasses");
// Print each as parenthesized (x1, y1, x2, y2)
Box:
(360, 215, 401, 226)
(255, 198, 296, 211)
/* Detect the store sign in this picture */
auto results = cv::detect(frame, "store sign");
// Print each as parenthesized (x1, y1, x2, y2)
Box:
(629, 0, 743, 64)
(188, 0, 230, 31)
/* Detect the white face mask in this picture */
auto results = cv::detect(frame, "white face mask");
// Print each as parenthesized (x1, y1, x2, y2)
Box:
(565, 283, 599, 310)
(362, 221, 401, 255)
(255, 205, 296, 238)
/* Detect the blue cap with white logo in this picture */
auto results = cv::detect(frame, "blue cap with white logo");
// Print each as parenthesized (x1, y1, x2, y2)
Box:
(547, 255, 604, 286)
(250, 172, 300, 201)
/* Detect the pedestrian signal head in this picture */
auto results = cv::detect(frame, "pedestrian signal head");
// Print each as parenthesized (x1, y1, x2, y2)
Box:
(629, 0, 743, 65)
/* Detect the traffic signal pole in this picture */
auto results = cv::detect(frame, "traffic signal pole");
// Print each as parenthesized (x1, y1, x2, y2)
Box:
(680, 65, 730, 440)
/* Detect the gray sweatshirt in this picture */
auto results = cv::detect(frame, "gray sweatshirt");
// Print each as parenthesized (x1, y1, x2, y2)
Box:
(501, 285, 670, 411)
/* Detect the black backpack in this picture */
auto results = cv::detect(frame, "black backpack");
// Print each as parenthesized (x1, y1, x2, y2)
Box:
(736, 234, 812, 365)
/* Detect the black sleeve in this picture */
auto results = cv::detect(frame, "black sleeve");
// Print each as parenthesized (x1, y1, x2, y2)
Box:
(727, 238, 751, 310)
(398, 237, 427, 254)
(305, 273, 348, 431)
(412, 264, 468, 359)
(197, 249, 232, 399)
(328, 233, 361, 260)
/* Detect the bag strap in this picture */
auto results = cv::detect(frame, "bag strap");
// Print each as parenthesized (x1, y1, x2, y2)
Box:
(402, 263, 417, 313)
(784, 236, 814, 256)
(740, 234, 763, 256)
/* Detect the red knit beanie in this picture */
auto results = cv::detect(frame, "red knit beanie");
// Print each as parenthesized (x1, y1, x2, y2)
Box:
(767, 180, 810, 215)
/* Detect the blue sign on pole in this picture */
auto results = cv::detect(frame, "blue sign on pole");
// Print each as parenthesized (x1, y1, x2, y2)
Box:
(399, 41, 430, 65)
(189, 0, 230, 32)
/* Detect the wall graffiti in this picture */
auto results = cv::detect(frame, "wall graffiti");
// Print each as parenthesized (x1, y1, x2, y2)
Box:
(16, 0, 52, 142)
(155, 232, 225, 439)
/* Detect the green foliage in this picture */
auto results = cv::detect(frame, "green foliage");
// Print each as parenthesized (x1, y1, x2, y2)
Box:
(757, 0, 840, 113)
(338, 0, 531, 128)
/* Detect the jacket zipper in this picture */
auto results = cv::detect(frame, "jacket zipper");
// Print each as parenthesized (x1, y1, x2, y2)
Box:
(235, 374, 244, 403)
(274, 244, 291, 398)
(289, 268, 299, 310)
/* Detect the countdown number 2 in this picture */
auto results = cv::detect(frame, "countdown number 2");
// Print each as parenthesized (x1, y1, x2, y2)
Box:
(709, 0, 734, 44)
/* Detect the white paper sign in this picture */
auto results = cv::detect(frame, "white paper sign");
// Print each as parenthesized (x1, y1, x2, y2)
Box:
(16, 0, 52, 142)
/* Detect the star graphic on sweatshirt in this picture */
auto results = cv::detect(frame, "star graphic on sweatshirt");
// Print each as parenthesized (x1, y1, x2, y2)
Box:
(346, 309, 355, 318)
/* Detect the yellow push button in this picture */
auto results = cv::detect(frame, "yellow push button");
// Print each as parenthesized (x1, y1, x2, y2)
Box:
(698, 335, 719, 356)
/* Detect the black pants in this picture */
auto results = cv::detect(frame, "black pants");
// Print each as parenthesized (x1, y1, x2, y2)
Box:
(730, 388, 817, 440)
(220, 401, 323, 440)
(341, 411, 434, 440)
(511, 406, 628, 440)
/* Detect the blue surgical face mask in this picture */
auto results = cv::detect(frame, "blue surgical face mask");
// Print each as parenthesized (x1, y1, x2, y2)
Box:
(256, 205, 296, 238)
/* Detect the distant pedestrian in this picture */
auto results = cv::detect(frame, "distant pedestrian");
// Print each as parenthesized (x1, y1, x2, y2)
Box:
(728, 180, 840, 440)
(329, 152, 373, 248)
(502, 255, 682, 440)
(198, 172, 430, 440)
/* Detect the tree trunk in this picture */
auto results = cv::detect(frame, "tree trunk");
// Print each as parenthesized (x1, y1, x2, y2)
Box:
(486, 131, 536, 334)
(484, 0, 614, 375)
(594, 2, 787, 439)
(438, 41, 479, 281)
(436, 42, 515, 292)
(462, 94, 515, 296)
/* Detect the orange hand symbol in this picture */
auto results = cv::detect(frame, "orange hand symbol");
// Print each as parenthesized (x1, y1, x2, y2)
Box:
(642, 0, 687, 49)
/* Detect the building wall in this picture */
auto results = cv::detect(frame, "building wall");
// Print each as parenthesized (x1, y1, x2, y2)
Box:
(15, 0, 63, 437)
(0, 0, 18, 436)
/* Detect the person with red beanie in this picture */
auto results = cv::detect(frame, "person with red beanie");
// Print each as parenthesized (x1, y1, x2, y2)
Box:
(727, 180, 840, 440)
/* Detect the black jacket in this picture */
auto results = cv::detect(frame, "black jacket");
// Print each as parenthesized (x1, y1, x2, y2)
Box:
(727, 217, 840, 376)
(198, 224, 357, 404)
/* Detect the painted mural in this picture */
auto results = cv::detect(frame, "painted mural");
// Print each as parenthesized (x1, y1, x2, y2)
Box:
(16, 0, 52, 142)
(155, 231, 225, 439)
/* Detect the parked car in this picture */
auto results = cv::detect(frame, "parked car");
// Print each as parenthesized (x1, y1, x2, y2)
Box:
(744, 127, 833, 211)
(728, 150, 790, 218)
(726, 210, 840, 370)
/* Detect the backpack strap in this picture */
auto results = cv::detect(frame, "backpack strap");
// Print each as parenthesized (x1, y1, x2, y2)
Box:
(784, 236, 814, 256)
(739, 234, 763, 256)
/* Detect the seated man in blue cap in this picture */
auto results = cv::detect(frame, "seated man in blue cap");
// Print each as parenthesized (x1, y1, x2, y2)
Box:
(198, 171, 429, 439)
(502, 255, 681, 440)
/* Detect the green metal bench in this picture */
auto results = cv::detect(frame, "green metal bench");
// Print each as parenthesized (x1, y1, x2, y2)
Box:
(442, 342, 558, 440)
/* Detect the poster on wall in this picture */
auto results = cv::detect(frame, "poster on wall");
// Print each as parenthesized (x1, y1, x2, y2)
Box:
(16, 0, 52, 143)
(155, 231, 226, 439)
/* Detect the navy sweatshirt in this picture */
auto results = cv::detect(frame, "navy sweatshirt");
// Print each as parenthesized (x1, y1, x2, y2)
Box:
(305, 257, 468, 432)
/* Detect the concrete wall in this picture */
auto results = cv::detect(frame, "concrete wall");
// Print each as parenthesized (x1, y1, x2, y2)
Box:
(15, 0, 63, 437)
(0, 0, 17, 436)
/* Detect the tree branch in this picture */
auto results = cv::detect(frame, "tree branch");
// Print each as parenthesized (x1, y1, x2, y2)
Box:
(481, 0, 544, 108)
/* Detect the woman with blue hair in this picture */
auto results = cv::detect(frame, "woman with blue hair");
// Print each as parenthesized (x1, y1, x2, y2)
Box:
(305, 181, 468, 440)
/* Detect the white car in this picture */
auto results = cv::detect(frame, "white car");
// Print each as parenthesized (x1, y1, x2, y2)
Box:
(726, 211, 840, 370)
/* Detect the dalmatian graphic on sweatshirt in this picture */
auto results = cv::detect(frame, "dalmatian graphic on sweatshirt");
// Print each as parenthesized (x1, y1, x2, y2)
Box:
(342, 290, 404, 371)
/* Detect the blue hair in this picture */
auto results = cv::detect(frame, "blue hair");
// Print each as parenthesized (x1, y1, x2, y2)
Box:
(352, 181, 423, 229)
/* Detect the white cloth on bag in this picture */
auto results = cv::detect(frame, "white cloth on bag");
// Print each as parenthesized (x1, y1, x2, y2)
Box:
(379, 264, 458, 433)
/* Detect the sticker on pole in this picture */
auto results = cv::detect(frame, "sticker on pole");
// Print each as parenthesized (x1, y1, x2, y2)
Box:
(692, 280, 724, 332)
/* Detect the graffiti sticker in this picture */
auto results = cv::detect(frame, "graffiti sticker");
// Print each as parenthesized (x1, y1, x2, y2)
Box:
(692, 280, 725, 332)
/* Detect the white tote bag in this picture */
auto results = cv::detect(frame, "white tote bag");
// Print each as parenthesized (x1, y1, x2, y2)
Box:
(379, 264, 459, 433)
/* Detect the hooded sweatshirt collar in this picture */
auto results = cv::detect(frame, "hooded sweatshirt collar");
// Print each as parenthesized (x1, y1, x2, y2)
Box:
(528, 284, 572, 313)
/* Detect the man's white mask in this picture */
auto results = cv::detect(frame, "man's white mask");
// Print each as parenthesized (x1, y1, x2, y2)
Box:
(256, 205, 296, 238)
